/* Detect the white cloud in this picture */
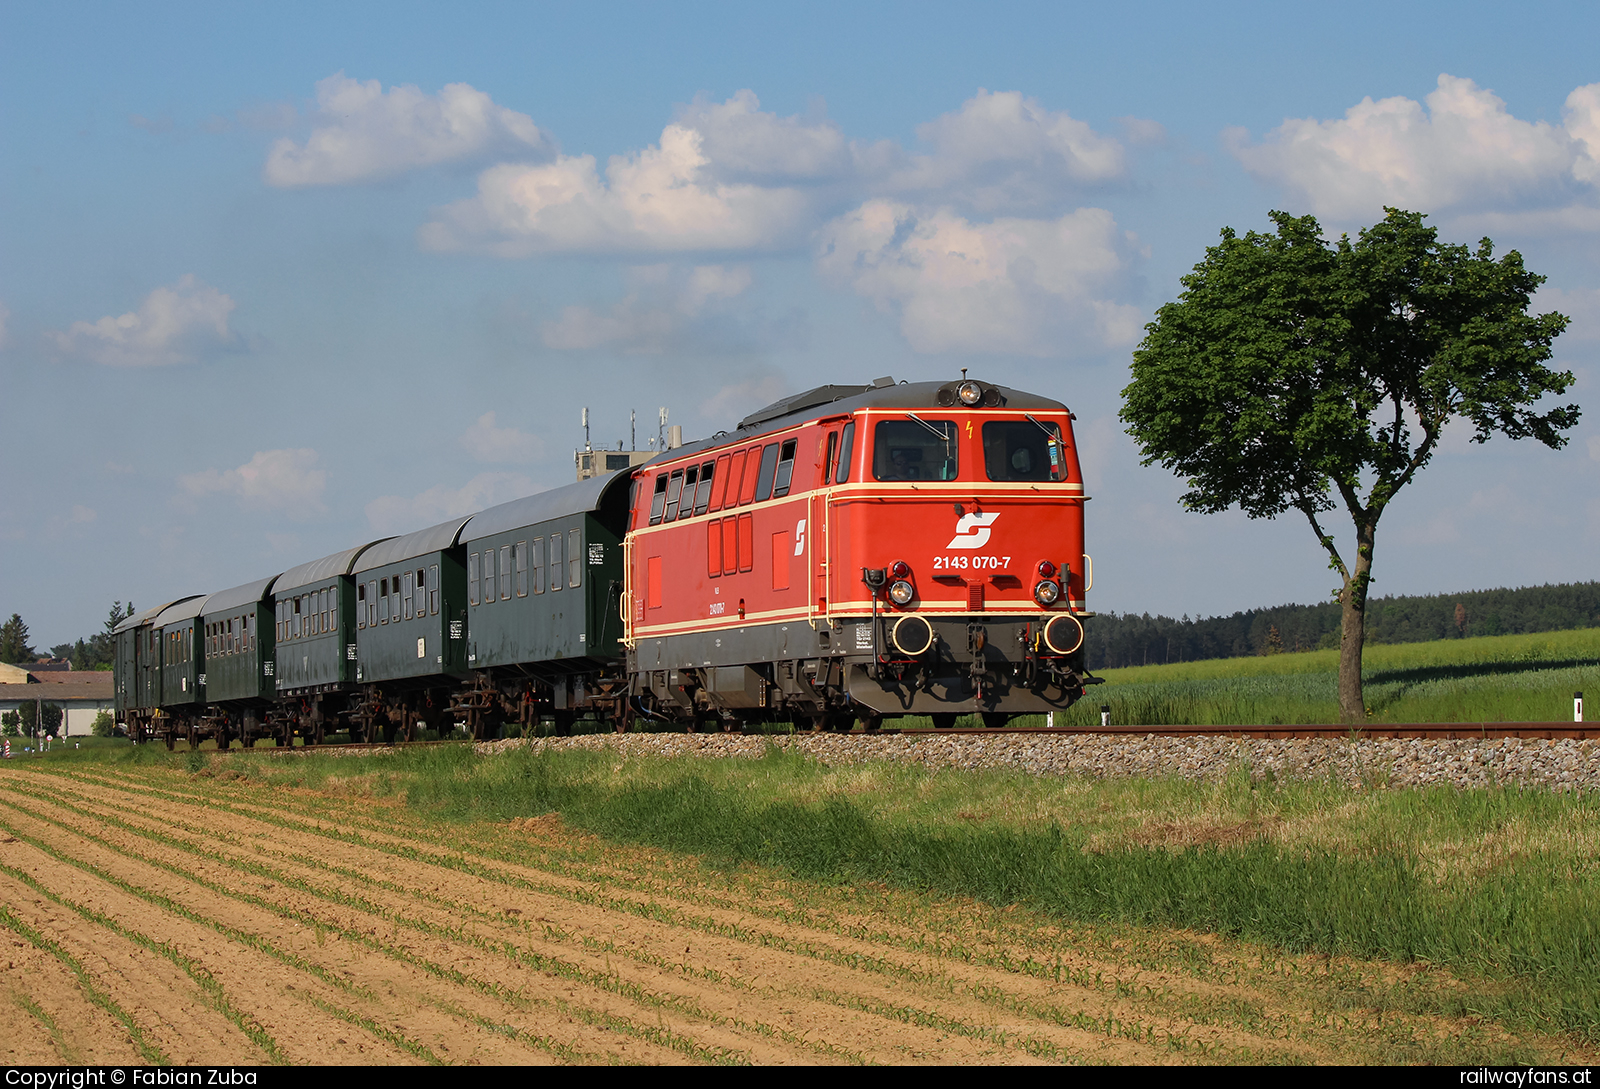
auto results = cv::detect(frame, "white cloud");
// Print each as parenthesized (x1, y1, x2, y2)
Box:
(817, 200, 1142, 355)
(1230, 75, 1600, 221)
(541, 264, 753, 352)
(50, 275, 237, 366)
(459, 411, 544, 463)
(419, 125, 810, 255)
(365, 472, 533, 535)
(264, 73, 544, 187)
(180, 449, 326, 517)
(674, 90, 850, 179)
(880, 90, 1128, 212)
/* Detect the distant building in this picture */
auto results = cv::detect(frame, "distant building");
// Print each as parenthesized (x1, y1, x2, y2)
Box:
(0, 667, 114, 736)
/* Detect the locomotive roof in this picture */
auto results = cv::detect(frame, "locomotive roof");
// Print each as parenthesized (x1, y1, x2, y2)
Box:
(355, 516, 475, 572)
(658, 378, 1071, 463)
(116, 596, 203, 634)
(464, 470, 629, 542)
(152, 595, 211, 627)
(203, 575, 278, 615)
(277, 540, 391, 593)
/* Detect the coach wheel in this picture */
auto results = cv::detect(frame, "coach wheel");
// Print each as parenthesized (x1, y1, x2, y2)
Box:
(931, 713, 957, 730)
(216, 731, 229, 751)
(889, 615, 935, 657)
(1042, 614, 1085, 657)
(188, 726, 200, 751)
(553, 710, 574, 737)
(164, 732, 176, 751)
(981, 712, 1011, 729)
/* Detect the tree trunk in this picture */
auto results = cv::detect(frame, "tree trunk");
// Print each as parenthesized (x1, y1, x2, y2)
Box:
(1337, 521, 1376, 723)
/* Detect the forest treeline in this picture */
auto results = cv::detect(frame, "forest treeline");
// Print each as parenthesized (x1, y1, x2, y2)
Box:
(1084, 581, 1600, 670)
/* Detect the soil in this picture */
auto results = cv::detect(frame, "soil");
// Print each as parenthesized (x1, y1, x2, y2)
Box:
(0, 762, 1589, 1065)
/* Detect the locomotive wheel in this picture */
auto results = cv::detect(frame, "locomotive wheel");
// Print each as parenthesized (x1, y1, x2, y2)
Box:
(981, 712, 1011, 729)
(930, 713, 958, 729)
(859, 714, 882, 733)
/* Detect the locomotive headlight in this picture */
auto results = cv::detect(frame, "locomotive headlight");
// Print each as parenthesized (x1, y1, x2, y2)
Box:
(888, 579, 916, 606)
(1033, 579, 1060, 606)
(957, 380, 984, 405)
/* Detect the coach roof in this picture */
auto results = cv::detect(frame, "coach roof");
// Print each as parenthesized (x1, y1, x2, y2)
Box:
(115, 597, 203, 634)
(153, 595, 211, 627)
(203, 576, 278, 615)
(356, 516, 474, 572)
(464, 471, 629, 542)
(277, 541, 391, 593)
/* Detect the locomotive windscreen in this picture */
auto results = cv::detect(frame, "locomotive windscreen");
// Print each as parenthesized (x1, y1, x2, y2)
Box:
(982, 420, 1068, 482)
(873, 419, 958, 481)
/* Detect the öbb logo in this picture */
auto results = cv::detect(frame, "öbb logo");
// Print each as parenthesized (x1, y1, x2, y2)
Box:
(946, 512, 999, 549)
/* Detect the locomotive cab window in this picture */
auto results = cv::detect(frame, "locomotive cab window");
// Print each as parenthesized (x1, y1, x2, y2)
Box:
(754, 443, 780, 501)
(663, 470, 685, 522)
(873, 419, 958, 481)
(693, 461, 715, 515)
(982, 420, 1067, 482)
(772, 440, 798, 497)
(648, 474, 668, 525)
(835, 421, 855, 484)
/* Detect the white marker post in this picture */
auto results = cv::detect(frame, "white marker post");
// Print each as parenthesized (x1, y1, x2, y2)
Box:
(1100, 704, 1111, 728)
(1577, 691, 1585, 724)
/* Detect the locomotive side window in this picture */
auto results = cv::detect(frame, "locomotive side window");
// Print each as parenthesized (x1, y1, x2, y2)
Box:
(982, 420, 1067, 482)
(514, 543, 528, 597)
(469, 553, 480, 606)
(648, 474, 668, 525)
(722, 517, 738, 576)
(772, 439, 798, 497)
(501, 544, 512, 600)
(549, 533, 563, 592)
(663, 470, 684, 522)
(707, 520, 722, 577)
(873, 419, 958, 481)
(708, 454, 731, 512)
(754, 443, 779, 501)
(835, 422, 855, 483)
(693, 461, 715, 515)
(532, 538, 544, 593)
(568, 529, 581, 587)
(737, 447, 761, 504)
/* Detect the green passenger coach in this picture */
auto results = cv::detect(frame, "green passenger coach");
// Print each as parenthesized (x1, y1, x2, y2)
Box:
(274, 540, 387, 744)
(201, 576, 278, 747)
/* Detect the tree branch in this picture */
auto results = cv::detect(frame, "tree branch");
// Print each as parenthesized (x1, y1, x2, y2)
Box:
(1298, 500, 1350, 586)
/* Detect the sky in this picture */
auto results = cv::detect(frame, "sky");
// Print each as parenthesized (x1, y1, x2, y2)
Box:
(3, 1, 1599, 648)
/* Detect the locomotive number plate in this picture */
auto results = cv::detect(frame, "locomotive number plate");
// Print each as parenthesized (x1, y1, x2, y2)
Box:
(932, 555, 1012, 571)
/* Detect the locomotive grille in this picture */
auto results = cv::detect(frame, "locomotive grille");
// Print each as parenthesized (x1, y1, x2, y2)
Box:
(967, 581, 985, 611)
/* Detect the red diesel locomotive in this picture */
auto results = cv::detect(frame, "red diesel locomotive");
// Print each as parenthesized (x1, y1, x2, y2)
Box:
(623, 374, 1097, 730)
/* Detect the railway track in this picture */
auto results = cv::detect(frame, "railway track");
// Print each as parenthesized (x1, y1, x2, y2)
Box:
(200, 721, 1597, 752)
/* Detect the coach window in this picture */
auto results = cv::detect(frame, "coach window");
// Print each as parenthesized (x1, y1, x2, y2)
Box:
(483, 549, 496, 603)
(982, 420, 1066, 482)
(873, 419, 958, 481)
(549, 533, 563, 592)
(835, 422, 855, 484)
(500, 545, 512, 601)
(321, 590, 330, 633)
(429, 565, 440, 614)
(403, 571, 414, 620)
(357, 583, 366, 629)
(367, 581, 378, 627)
(379, 580, 389, 624)
(514, 543, 528, 597)
(693, 461, 715, 515)
(531, 538, 544, 593)
(247, 613, 255, 653)
(754, 443, 780, 501)
(568, 528, 581, 588)
(469, 553, 480, 606)
(663, 470, 685, 522)
(772, 439, 798, 497)
(648, 474, 668, 525)
(293, 597, 303, 638)
(390, 576, 400, 620)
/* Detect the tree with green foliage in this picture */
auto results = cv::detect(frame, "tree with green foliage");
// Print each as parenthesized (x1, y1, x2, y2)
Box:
(1121, 209, 1579, 722)
(91, 709, 116, 737)
(0, 613, 36, 664)
(1, 711, 18, 737)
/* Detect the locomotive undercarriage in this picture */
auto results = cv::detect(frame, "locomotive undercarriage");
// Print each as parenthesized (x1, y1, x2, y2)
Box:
(627, 613, 1095, 731)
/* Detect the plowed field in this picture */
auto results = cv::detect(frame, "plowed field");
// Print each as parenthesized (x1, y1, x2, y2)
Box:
(0, 761, 1580, 1065)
